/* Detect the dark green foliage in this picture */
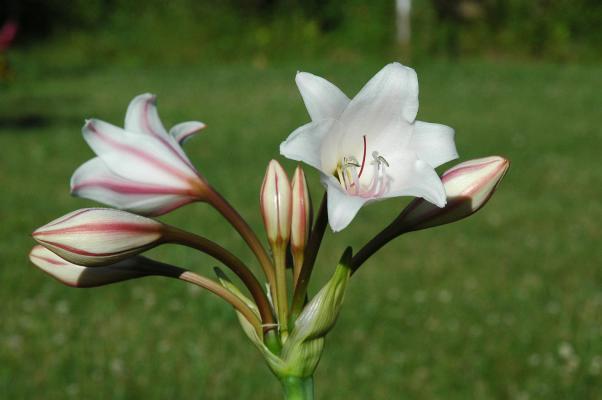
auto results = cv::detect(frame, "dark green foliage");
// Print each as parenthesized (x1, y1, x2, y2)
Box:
(2, 0, 601, 62)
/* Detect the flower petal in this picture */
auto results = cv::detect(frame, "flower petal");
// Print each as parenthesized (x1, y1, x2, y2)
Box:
(280, 119, 337, 172)
(71, 158, 197, 216)
(338, 63, 419, 153)
(32, 208, 163, 266)
(124, 94, 197, 167)
(322, 175, 369, 232)
(82, 119, 199, 189)
(169, 121, 206, 144)
(29, 245, 148, 288)
(296, 72, 350, 121)
(410, 121, 458, 168)
(385, 152, 446, 207)
(125, 93, 169, 137)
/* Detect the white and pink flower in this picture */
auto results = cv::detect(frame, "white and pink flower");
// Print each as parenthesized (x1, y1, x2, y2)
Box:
(396, 156, 510, 231)
(32, 208, 164, 266)
(260, 160, 292, 247)
(71, 94, 207, 216)
(281, 63, 458, 231)
(290, 166, 311, 255)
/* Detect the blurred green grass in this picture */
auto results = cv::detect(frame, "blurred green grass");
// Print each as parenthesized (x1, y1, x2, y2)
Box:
(1, 58, 601, 399)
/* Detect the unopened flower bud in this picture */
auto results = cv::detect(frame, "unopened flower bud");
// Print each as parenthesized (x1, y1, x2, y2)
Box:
(32, 208, 164, 266)
(279, 248, 352, 377)
(260, 160, 292, 247)
(29, 245, 150, 288)
(396, 156, 509, 231)
(290, 166, 311, 255)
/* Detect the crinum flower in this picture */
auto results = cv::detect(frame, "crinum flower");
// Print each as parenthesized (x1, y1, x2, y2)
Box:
(280, 63, 459, 231)
(71, 93, 208, 216)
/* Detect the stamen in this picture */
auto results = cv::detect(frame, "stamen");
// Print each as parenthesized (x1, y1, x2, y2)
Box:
(357, 135, 367, 178)
(372, 151, 389, 167)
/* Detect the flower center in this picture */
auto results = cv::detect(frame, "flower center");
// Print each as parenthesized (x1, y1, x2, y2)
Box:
(334, 135, 390, 198)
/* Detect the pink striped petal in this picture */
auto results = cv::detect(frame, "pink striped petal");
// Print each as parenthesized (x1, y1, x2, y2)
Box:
(169, 121, 206, 144)
(33, 208, 164, 266)
(396, 156, 510, 231)
(29, 245, 149, 288)
(125, 93, 169, 137)
(82, 119, 203, 191)
(123, 93, 199, 172)
(71, 158, 198, 216)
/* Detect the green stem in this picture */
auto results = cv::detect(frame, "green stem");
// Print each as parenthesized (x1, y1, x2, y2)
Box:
(349, 222, 406, 274)
(135, 259, 262, 335)
(163, 226, 276, 333)
(204, 186, 277, 302)
(291, 194, 328, 318)
(280, 376, 314, 400)
(273, 245, 289, 339)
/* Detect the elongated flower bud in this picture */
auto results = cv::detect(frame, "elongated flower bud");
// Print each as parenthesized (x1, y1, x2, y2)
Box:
(396, 156, 509, 231)
(260, 160, 292, 247)
(29, 245, 150, 288)
(32, 208, 164, 266)
(290, 166, 311, 255)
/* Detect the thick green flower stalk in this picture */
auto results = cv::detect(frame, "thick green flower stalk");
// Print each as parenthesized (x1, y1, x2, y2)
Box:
(30, 64, 508, 399)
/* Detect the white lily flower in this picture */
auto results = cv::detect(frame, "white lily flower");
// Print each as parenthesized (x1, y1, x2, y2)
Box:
(71, 93, 208, 216)
(280, 63, 458, 231)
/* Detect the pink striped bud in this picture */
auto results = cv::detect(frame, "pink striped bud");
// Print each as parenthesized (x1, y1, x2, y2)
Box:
(29, 245, 149, 288)
(396, 156, 509, 231)
(260, 160, 292, 247)
(290, 166, 311, 254)
(32, 208, 164, 267)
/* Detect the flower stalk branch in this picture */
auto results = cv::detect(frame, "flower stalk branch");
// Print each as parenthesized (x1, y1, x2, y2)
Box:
(204, 186, 277, 303)
(163, 226, 276, 333)
(134, 258, 263, 334)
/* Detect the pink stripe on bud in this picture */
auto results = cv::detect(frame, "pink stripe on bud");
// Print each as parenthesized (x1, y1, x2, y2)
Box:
(291, 166, 312, 255)
(29, 245, 149, 288)
(32, 208, 164, 266)
(260, 160, 292, 247)
(396, 156, 509, 231)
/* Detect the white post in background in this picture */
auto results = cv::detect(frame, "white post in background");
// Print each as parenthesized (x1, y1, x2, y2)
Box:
(396, 0, 412, 49)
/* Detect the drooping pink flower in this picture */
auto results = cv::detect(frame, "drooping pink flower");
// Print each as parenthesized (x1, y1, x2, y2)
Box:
(71, 94, 207, 216)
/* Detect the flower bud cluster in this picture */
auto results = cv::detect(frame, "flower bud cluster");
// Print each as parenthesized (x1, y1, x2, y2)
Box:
(260, 161, 312, 257)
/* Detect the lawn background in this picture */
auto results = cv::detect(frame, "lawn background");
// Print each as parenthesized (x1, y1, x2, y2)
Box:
(1, 2, 602, 399)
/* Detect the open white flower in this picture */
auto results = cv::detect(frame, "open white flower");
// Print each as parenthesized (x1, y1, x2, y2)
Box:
(71, 94, 207, 216)
(280, 63, 458, 231)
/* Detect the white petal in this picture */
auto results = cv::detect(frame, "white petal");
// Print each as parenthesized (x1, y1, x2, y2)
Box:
(29, 246, 146, 288)
(322, 175, 369, 232)
(296, 72, 350, 121)
(410, 121, 458, 168)
(338, 63, 419, 153)
(82, 119, 198, 188)
(169, 121, 206, 144)
(385, 153, 446, 207)
(280, 119, 337, 172)
(33, 208, 162, 266)
(124, 94, 195, 164)
(71, 158, 196, 216)
(125, 93, 169, 137)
